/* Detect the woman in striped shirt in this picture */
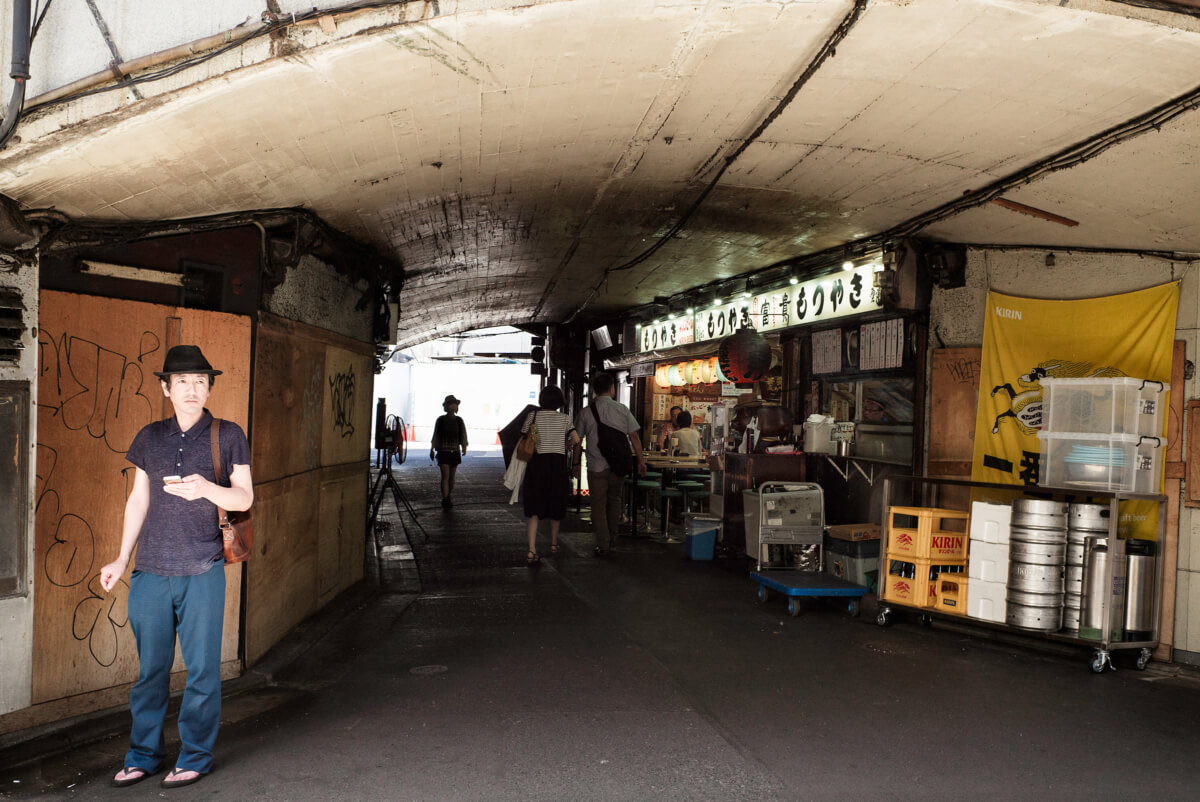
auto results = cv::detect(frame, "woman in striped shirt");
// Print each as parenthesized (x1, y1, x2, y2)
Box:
(520, 385, 581, 564)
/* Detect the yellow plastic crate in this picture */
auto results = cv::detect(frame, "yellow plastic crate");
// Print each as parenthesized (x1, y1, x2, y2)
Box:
(933, 572, 968, 616)
(881, 556, 967, 609)
(886, 506, 969, 561)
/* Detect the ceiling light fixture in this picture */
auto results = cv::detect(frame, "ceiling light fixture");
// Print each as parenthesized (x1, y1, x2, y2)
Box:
(842, 261, 854, 271)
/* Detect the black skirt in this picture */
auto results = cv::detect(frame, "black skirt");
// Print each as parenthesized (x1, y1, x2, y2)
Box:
(522, 452, 570, 520)
(436, 449, 462, 466)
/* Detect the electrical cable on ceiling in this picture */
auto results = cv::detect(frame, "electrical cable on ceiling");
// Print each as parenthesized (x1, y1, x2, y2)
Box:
(877, 81, 1200, 242)
(31, 0, 53, 43)
(564, 0, 869, 324)
(624, 66, 1200, 317)
(31, 2, 424, 110)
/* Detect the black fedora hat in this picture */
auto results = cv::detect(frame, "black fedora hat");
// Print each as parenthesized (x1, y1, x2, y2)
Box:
(154, 345, 222, 379)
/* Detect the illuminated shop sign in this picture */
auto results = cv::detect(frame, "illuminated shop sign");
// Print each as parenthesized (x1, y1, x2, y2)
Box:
(638, 265, 883, 354)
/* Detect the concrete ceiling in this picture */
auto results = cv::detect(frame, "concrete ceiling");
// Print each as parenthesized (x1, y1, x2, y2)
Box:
(3, 0, 1200, 347)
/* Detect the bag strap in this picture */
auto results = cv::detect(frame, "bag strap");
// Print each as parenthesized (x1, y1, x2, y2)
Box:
(210, 419, 230, 524)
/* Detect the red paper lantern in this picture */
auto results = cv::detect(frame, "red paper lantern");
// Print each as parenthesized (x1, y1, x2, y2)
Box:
(718, 328, 771, 382)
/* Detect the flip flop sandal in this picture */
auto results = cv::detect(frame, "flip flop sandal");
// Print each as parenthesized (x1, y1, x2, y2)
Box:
(550, 543, 559, 555)
(526, 551, 540, 565)
(111, 767, 158, 787)
(161, 768, 204, 789)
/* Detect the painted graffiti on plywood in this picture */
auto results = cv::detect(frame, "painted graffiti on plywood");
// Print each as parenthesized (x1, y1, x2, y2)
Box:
(36, 444, 95, 589)
(37, 329, 159, 453)
(329, 363, 356, 438)
(73, 574, 130, 667)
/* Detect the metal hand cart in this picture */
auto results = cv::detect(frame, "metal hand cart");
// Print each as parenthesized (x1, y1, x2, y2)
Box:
(747, 481, 868, 616)
(751, 570, 868, 617)
(745, 481, 824, 571)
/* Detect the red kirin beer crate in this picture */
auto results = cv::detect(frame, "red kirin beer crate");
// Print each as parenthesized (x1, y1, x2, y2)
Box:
(886, 506, 969, 561)
(881, 557, 968, 609)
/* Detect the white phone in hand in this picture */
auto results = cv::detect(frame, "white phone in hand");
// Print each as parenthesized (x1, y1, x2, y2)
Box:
(163, 475, 182, 484)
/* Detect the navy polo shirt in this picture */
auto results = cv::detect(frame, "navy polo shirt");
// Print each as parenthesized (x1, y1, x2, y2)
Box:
(125, 409, 251, 576)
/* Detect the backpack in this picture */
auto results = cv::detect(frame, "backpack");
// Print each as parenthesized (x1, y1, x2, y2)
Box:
(589, 403, 636, 477)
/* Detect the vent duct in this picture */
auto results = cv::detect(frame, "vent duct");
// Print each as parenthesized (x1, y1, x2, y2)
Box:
(0, 286, 25, 363)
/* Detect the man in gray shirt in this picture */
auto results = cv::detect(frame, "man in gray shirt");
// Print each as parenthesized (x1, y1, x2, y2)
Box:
(574, 372, 645, 556)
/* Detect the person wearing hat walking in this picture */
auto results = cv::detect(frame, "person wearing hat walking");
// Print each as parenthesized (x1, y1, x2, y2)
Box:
(430, 394, 468, 509)
(99, 345, 253, 790)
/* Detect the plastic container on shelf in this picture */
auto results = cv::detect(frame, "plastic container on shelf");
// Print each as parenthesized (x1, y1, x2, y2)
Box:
(803, 416, 837, 454)
(1037, 431, 1163, 493)
(1039, 376, 1168, 437)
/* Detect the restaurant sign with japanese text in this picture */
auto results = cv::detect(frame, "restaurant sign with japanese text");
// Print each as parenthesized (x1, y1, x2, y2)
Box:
(638, 266, 882, 353)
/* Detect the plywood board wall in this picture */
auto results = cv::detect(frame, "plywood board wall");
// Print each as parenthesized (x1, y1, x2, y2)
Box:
(321, 345, 373, 468)
(34, 291, 249, 703)
(248, 319, 326, 484)
(244, 470, 320, 666)
(928, 348, 982, 477)
(245, 313, 372, 667)
(318, 464, 367, 606)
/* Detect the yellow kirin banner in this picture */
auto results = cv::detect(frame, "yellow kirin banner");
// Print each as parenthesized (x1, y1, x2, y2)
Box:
(971, 283, 1178, 536)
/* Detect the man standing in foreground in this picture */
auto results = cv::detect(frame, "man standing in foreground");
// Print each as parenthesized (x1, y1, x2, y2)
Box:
(100, 345, 253, 790)
(574, 372, 645, 557)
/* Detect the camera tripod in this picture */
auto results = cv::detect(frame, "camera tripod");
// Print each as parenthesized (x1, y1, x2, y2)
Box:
(369, 415, 429, 543)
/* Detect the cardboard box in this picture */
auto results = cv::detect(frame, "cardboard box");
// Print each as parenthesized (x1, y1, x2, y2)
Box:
(827, 523, 881, 542)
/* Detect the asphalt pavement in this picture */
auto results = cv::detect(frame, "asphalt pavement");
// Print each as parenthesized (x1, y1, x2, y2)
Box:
(3, 449, 1200, 800)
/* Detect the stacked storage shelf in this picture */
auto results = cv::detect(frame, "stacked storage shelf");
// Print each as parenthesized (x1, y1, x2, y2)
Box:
(1036, 377, 1168, 494)
(881, 506, 968, 610)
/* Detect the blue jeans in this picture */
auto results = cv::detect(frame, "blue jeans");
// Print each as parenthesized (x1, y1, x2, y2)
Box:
(125, 563, 225, 774)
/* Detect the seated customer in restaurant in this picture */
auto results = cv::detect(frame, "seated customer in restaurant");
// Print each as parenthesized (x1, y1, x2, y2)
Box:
(668, 411, 703, 456)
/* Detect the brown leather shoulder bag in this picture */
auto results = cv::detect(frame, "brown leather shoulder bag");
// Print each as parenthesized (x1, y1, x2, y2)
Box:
(211, 419, 254, 563)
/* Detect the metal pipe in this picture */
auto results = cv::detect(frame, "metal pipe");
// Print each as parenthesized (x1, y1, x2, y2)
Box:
(0, 0, 32, 149)
(11, 0, 31, 79)
(26, 20, 263, 109)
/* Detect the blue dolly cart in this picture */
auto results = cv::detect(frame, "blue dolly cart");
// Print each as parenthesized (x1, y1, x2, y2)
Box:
(747, 482, 867, 616)
(751, 570, 868, 617)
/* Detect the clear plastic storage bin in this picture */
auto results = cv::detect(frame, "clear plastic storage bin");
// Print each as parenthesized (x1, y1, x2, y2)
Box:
(1037, 431, 1163, 493)
(1039, 377, 1168, 437)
